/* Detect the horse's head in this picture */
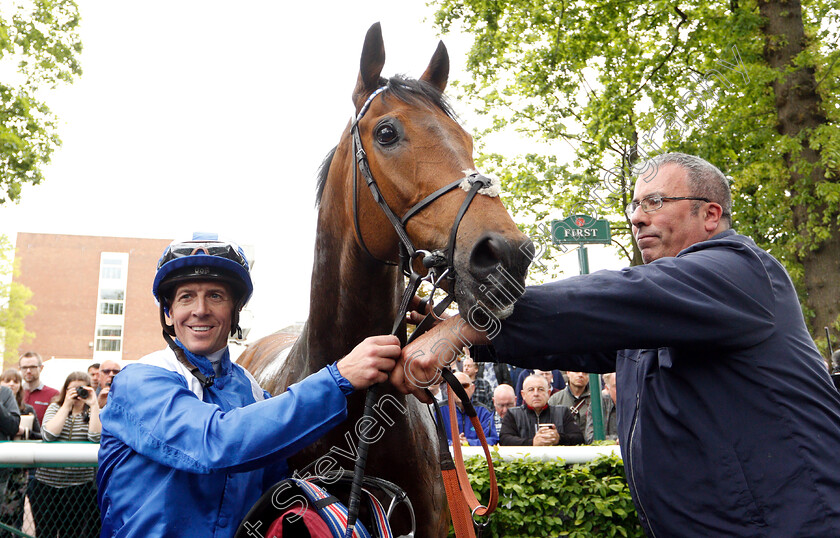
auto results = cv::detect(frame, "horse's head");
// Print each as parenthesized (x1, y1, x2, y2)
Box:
(325, 23, 534, 325)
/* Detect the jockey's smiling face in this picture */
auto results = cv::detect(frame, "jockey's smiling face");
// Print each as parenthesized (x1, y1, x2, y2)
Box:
(166, 281, 234, 355)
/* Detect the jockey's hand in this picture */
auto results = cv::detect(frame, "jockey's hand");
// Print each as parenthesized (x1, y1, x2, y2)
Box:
(337, 335, 401, 390)
(390, 315, 489, 404)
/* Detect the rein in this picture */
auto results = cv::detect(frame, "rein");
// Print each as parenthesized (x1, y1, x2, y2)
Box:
(345, 85, 498, 538)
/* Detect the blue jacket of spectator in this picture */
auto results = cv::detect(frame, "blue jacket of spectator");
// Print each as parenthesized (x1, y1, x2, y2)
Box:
(473, 230, 840, 536)
(437, 403, 498, 446)
(97, 345, 350, 538)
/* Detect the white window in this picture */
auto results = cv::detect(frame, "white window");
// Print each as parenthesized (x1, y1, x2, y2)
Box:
(95, 326, 122, 352)
(94, 253, 128, 360)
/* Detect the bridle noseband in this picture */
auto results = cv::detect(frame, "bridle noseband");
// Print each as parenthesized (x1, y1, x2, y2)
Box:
(350, 85, 495, 336)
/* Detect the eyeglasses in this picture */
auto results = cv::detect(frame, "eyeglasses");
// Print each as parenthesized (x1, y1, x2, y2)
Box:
(101, 369, 121, 375)
(625, 194, 711, 219)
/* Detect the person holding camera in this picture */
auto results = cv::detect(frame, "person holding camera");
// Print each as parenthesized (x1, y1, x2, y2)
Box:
(31, 371, 100, 537)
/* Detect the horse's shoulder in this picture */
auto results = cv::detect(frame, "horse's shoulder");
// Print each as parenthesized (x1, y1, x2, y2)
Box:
(237, 332, 299, 369)
(237, 331, 302, 395)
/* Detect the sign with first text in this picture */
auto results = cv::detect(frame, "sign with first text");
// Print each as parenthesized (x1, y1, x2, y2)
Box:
(551, 215, 612, 245)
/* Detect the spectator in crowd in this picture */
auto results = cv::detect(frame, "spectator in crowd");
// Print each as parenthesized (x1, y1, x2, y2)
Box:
(97, 235, 399, 536)
(461, 354, 492, 410)
(19, 352, 58, 424)
(500, 374, 582, 446)
(472, 351, 512, 391)
(548, 371, 591, 435)
(0, 381, 19, 493)
(0, 369, 39, 440)
(0, 369, 39, 536)
(513, 368, 565, 405)
(394, 152, 840, 535)
(586, 372, 618, 443)
(96, 360, 121, 408)
(88, 363, 101, 393)
(491, 383, 515, 432)
(32, 371, 100, 537)
(438, 372, 498, 446)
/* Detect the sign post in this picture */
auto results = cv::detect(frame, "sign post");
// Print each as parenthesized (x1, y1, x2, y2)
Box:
(551, 215, 612, 441)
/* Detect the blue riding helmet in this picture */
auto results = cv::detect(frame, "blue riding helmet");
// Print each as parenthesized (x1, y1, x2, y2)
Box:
(153, 234, 253, 338)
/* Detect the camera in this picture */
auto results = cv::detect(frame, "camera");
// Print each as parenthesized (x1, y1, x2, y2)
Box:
(75, 386, 90, 399)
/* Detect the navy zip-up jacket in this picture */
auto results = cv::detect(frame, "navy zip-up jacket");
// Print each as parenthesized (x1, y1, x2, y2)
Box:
(473, 230, 840, 537)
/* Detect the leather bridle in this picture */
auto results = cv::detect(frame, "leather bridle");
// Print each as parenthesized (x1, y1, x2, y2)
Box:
(345, 85, 498, 538)
(350, 84, 495, 336)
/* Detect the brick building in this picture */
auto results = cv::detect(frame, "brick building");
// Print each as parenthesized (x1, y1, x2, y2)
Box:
(13, 233, 173, 363)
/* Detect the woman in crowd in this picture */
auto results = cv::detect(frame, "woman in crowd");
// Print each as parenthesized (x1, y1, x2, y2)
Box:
(31, 372, 100, 537)
(0, 368, 40, 536)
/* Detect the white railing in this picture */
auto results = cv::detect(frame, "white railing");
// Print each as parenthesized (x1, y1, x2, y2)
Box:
(0, 441, 98, 465)
(0, 441, 622, 466)
(458, 445, 621, 463)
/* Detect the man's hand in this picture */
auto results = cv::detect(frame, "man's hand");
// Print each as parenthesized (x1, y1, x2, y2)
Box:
(337, 335, 401, 390)
(532, 425, 559, 446)
(390, 315, 489, 404)
(98, 386, 110, 409)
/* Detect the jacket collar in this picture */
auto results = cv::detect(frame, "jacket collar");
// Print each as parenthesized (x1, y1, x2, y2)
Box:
(173, 339, 232, 389)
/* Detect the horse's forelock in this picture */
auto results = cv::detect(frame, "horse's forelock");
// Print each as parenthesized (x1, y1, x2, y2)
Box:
(384, 75, 455, 119)
(316, 75, 455, 207)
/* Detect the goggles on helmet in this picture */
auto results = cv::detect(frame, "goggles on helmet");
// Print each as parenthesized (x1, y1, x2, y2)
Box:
(153, 239, 253, 307)
(157, 241, 249, 271)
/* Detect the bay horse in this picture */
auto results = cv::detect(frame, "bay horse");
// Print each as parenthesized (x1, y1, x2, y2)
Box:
(237, 23, 533, 537)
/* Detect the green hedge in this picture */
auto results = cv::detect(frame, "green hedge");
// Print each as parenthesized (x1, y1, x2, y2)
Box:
(451, 453, 644, 537)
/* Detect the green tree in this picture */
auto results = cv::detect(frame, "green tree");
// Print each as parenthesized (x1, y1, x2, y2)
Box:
(432, 0, 840, 340)
(0, 235, 35, 366)
(0, 0, 83, 204)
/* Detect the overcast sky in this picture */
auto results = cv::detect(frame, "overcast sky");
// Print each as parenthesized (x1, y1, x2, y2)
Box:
(2, 1, 623, 344)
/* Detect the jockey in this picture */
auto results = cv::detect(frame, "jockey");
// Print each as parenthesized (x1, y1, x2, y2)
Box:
(96, 233, 400, 537)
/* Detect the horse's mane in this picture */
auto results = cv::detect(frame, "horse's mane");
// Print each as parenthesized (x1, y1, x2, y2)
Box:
(315, 75, 456, 208)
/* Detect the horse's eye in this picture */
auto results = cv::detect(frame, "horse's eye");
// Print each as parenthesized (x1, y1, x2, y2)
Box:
(375, 124, 399, 146)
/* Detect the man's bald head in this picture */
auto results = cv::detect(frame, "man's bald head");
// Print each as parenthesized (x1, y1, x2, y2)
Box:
(493, 384, 516, 418)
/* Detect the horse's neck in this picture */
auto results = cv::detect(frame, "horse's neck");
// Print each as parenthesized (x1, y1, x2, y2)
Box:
(297, 224, 402, 370)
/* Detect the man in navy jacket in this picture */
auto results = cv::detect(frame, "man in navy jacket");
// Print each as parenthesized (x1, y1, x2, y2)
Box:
(392, 153, 840, 537)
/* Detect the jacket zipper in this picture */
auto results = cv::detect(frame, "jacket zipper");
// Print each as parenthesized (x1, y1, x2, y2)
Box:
(628, 387, 657, 537)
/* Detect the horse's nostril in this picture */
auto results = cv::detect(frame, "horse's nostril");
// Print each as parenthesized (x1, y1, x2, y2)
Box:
(469, 233, 534, 284)
(469, 233, 509, 281)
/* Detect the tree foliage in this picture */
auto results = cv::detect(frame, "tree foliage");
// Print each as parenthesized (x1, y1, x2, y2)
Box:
(0, 0, 82, 204)
(0, 235, 35, 366)
(432, 0, 840, 339)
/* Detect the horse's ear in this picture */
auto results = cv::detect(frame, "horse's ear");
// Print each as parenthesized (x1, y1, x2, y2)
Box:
(420, 41, 449, 93)
(353, 22, 386, 110)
